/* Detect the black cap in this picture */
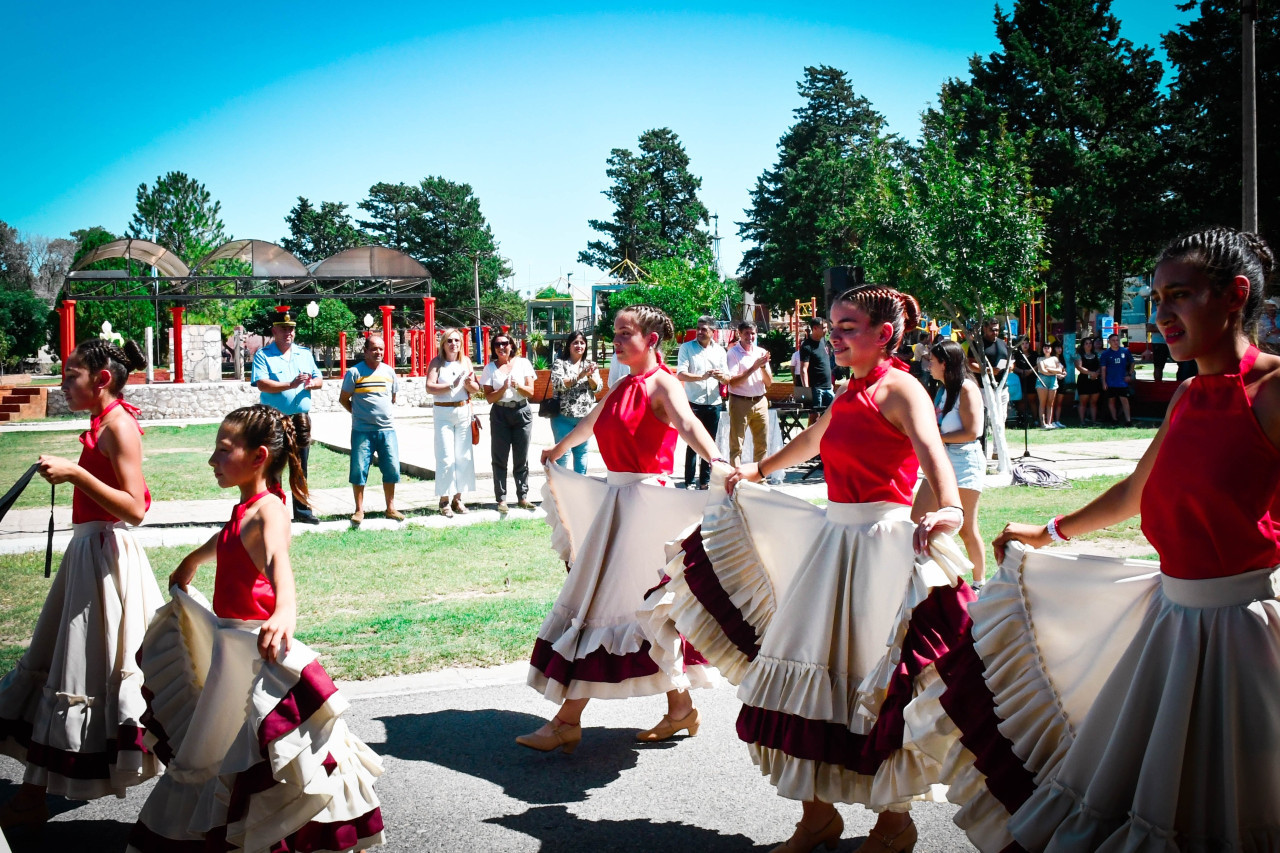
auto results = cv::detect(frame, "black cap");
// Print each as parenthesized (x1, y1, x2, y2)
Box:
(271, 311, 296, 327)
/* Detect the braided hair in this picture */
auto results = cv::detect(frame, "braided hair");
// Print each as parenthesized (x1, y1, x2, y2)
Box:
(833, 284, 921, 355)
(73, 338, 146, 396)
(221, 404, 310, 505)
(618, 304, 676, 350)
(1157, 227, 1275, 341)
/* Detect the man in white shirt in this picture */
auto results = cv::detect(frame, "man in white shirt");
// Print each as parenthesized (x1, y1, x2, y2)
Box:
(725, 322, 773, 466)
(677, 315, 728, 489)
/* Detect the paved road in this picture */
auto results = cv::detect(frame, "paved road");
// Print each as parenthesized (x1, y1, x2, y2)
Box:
(0, 673, 977, 852)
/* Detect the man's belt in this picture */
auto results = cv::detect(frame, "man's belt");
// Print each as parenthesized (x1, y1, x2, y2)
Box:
(496, 399, 528, 409)
(434, 400, 465, 407)
(729, 393, 764, 403)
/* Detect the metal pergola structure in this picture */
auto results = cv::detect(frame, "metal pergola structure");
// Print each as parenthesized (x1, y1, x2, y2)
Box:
(58, 238, 534, 380)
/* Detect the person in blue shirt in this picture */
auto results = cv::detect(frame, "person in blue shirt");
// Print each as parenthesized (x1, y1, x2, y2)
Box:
(1100, 332, 1136, 426)
(250, 312, 323, 522)
(339, 335, 403, 525)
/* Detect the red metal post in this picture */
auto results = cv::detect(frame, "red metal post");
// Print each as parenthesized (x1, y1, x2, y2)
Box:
(63, 299, 77, 355)
(56, 306, 67, 372)
(481, 326, 491, 366)
(379, 306, 394, 367)
(423, 298, 437, 365)
(520, 339, 527, 358)
(169, 306, 185, 383)
(339, 331, 348, 375)
(461, 329, 470, 358)
(409, 330, 419, 376)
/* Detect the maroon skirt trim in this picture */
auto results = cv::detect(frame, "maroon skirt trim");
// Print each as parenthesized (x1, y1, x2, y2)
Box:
(530, 638, 661, 685)
(934, 628, 1038, 813)
(139, 685, 176, 765)
(737, 583, 975, 775)
(125, 821, 205, 852)
(644, 573, 714, 672)
(258, 660, 338, 753)
(678, 527, 762, 661)
(1, 715, 150, 780)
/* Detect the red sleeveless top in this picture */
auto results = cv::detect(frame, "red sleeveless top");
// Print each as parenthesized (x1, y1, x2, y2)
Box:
(213, 490, 280, 620)
(1142, 346, 1280, 579)
(594, 364, 678, 474)
(73, 398, 153, 524)
(819, 359, 919, 505)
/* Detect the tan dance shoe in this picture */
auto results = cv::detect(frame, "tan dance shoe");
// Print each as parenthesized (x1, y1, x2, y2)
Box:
(635, 707, 701, 742)
(769, 812, 843, 853)
(515, 718, 582, 754)
(853, 820, 916, 853)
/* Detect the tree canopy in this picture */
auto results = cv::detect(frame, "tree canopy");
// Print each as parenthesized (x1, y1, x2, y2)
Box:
(128, 171, 232, 268)
(580, 128, 710, 275)
(280, 198, 365, 264)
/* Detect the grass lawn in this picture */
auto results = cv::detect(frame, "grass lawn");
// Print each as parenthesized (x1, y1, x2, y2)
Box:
(1007, 422, 1159, 445)
(0, 423, 416, 510)
(0, 520, 565, 680)
(0, 478, 1154, 682)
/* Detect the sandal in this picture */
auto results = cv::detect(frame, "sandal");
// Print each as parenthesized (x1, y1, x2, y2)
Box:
(452, 497, 468, 514)
(439, 501, 454, 518)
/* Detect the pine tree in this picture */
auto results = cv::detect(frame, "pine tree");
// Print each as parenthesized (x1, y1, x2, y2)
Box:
(579, 128, 710, 275)
(280, 197, 365, 264)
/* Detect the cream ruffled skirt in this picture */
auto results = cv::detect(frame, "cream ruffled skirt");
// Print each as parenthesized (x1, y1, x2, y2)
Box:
(931, 542, 1280, 852)
(529, 464, 718, 703)
(126, 587, 384, 853)
(642, 469, 974, 810)
(0, 521, 164, 799)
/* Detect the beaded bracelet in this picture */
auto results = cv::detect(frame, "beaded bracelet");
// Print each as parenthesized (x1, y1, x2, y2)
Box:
(1047, 514, 1070, 543)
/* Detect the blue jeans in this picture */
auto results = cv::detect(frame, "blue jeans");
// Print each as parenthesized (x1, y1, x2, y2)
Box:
(812, 386, 835, 409)
(550, 415, 588, 475)
(350, 428, 400, 485)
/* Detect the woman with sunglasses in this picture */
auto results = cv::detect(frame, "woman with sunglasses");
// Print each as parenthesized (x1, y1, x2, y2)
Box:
(425, 328, 480, 517)
(481, 333, 538, 512)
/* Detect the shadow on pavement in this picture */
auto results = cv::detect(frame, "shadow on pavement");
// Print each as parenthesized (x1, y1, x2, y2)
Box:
(488, 804, 781, 851)
(376, 709, 678, 805)
(3, 818, 131, 853)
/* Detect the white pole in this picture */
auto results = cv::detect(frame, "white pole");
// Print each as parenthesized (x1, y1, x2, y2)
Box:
(144, 326, 154, 384)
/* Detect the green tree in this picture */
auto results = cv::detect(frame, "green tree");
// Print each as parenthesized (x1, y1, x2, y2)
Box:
(62, 227, 155, 350)
(357, 177, 513, 311)
(737, 67, 908, 307)
(905, 101, 1047, 323)
(948, 0, 1166, 328)
(0, 290, 49, 365)
(579, 128, 710, 274)
(128, 171, 231, 267)
(280, 198, 366, 264)
(1162, 0, 1279, 238)
(598, 242, 740, 341)
(0, 221, 32, 290)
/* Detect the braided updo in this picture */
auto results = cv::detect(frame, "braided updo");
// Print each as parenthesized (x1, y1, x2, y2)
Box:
(834, 284, 921, 355)
(618, 304, 676, 349)
(221, 404, 310, 505)
(1157, 227, 1274, 340)
(73, 338, 146, 395)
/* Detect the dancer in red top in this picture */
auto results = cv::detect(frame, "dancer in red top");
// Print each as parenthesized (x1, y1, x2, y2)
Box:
(937, 228, 1280, 851)
(128, 405, 384, 852)
(652, 285, 973, 853)
(0, 339, 162, 829)
(519, 305, 723, 754)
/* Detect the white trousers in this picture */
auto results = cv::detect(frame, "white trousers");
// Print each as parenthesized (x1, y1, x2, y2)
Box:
(434, 404, 477, 497)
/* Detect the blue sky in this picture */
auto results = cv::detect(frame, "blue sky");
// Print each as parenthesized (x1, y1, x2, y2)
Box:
(3, 1, 1191, 299)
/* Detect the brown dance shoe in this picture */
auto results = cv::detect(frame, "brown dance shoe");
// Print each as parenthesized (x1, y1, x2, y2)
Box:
(515, 718, 582, 754)
(853, 820, 916, 853)
(635, 707, 701, 742)
(769, 812, 843, 853)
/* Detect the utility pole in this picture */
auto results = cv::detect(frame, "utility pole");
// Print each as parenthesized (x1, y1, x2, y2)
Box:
(473, 251, 482, 356)
(711, 212, 722, 274)
(1243, 0, 1259, 232)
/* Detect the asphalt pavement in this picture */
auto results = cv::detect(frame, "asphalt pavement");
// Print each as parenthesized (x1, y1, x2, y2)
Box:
(0, 669, 976, 852)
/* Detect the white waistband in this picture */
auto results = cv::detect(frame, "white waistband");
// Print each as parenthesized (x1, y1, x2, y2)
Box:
(1161, 566, 1280, 608)
(825, 501, 912, 525)
(605, 471, 666, 486)
(71, 520, 129, 537)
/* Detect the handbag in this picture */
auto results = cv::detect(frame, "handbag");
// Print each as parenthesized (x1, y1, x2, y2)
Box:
(469, 401, 482, 445)
(537, 365, 561, 419)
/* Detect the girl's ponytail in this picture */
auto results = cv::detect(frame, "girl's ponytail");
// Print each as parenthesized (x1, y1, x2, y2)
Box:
(279, 412, 310, 507)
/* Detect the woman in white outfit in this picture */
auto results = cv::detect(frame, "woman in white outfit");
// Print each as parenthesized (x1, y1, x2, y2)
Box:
(425, 328, 480, 517)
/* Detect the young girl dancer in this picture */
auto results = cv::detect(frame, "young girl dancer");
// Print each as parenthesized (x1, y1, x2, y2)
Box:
(653, 285, 973, 853)
(913, 339, 987, 585)
(936, 227, 1280, 851)
(128, 404, 383, 852)
(0, 339, 162, 827)
(520, 305, 722, 753)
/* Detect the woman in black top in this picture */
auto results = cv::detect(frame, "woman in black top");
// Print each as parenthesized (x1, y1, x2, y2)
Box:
(1075, 337, 1103, 424)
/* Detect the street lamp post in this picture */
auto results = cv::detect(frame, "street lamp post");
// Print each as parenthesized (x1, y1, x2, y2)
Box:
(1243, 0, 1259, 232)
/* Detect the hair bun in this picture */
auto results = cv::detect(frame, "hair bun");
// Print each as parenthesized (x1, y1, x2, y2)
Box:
(899, 293, 921, 334)
(1243, 232, 1275, 286)
(122, 339, 147, 372)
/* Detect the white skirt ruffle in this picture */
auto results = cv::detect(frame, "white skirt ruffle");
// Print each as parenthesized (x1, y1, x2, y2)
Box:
(935, 542, 1280, 852)
(0, 521, 164, 799)
(126, 587, 384, 853)
(647, 471, 975, 809)
(529, 464, 717, 703)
